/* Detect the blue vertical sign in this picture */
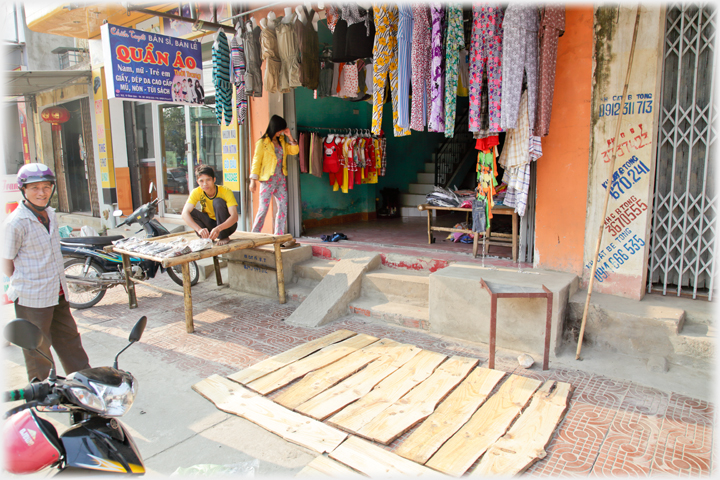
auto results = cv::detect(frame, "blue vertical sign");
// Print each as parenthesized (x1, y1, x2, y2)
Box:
(101, 24, 204, 105)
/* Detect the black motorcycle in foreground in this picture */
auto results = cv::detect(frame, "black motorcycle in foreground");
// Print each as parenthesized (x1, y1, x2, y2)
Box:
(61, 184, 199, 309)
(3, 316, 147, 474)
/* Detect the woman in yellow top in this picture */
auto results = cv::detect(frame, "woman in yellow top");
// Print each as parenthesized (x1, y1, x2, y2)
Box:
(249, 115, 299, 235)
(182, 164, 238, 245)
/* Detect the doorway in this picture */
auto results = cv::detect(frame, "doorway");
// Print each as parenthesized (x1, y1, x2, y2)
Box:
(60, 99, 91, 213)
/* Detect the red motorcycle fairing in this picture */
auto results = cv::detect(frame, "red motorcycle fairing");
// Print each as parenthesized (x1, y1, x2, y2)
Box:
(61, 416, 145, 474)
(3, 409, 63, 474)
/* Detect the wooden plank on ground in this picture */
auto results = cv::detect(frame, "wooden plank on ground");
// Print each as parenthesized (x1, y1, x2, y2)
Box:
(294, 343, 422, 420)
(246, 334, 379, 395)
(395, 367, 506, 464)
(296, 455, 366, 477)
(327, 349, 447, 432)
(329, 436, 440, 477)
(229, 329, 357, 385)
(472, 380, 573, 477)
(192, 374, 347, 454)
(275, 338, 398, 410)
(425, 374, 542, 477)
(357, 355, 479, 445)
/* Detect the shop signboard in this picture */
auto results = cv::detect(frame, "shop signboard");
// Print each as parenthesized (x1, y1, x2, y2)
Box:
(101, 23, 203, 105)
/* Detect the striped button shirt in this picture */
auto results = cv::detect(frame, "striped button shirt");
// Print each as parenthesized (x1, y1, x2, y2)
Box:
(2, 202, 68, 308)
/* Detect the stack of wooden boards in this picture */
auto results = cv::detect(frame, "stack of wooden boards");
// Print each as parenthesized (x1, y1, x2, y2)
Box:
(193, 329, 572, 477)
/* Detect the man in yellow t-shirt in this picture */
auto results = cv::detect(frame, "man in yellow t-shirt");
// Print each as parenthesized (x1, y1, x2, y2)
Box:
(182, 165, 238, 246)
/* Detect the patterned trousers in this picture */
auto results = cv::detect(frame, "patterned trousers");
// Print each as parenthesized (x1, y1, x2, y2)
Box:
(252, 173, 288, 235)
(371, 4, 410, 137)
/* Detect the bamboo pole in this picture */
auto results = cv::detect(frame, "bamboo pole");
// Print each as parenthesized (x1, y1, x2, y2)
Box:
(576, 6, 642, 360)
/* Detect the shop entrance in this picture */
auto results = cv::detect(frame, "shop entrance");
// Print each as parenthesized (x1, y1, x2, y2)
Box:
(57, 98, 97, 215)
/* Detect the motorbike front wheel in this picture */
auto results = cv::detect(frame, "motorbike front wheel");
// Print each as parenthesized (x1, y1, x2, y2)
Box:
(64, 259, 107, 309)
(166, 261, 200, 287)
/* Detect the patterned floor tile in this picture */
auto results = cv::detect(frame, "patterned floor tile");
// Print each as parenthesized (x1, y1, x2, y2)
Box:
(620, 384, 671, 418)
(665, 392, 714, 426)
(651, 417, 712, 476)
(575, 374, 631, 409)
(590, 410, 662, 476)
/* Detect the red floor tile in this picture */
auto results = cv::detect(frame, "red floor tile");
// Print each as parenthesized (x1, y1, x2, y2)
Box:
(590, 410, 661, 476)
(652, 418, 712, 476)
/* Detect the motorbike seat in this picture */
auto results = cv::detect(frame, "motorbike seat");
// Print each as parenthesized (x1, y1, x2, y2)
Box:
(60, 235, 125, 247)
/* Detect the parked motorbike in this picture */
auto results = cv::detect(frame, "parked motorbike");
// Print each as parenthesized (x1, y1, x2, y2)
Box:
(61, 183, 199, 309)
(3, 316, 147, 474)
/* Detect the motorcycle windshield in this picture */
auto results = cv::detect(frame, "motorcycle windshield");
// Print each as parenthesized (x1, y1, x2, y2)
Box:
(68, 367, 126, 388)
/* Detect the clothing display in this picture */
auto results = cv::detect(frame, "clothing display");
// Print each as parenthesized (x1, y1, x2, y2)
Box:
(469, 4, 504, 133)
(410, 3, 431, 131)
(397, 4, 413, 130)
(299, 6, 320, 90)
(344, 4, 375, 60)
(276, 18, 301, 92)
(230, 32, 247, 125)
(243, 22, 263, 97)
(212, 31, 233, 126)
(260, 24, 282, 95)
(443, 3, 464, 137)
(371, 4, 410, 137)
(534, 5, 565, 137)
(501, 4, 539, 131)
(428, 4, 445, 133)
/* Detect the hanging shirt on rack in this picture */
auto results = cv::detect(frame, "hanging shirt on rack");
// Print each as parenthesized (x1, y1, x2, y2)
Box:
(276, 17, 301, 92)
(243, 22, 263, 97)
(260, 24, 282, 94)
(344, 4, 375, 61)
(230, 32, 247, 125)
(428, 3, 446, 133)
(444, 3, 464, 138)
(212, 31, 233, 126)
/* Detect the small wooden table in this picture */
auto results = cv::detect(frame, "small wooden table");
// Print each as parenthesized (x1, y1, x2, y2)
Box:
(108, 230, 292, 333)
(417, 204, 518, 262)
(480, 279, 554, 371)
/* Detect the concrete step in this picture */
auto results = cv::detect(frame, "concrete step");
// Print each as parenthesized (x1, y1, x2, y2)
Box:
(400, 206, 424, 217)
(668, 323, 715, 368)
(417, 172, 435, 184)
(408, 183, 435, 195)
(286, 283, 314, 303)
(293, 257, 337, 282)
(349, 295, 430, 330)
(642, 292, 714, 327)
(400, 192, 426, 207)
(361, 266, 429, 307)
(567, 290, 696, 367)
(424, 162, 436, 174)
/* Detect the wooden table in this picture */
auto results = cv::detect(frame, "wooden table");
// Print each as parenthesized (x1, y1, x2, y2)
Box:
(417, 204, 518, 262)
(480, 279, 553, 370)
(108, 230, 292, 333)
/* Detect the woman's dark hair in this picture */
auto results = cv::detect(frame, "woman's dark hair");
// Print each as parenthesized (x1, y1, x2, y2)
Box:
(262, 115, 287, 140)
(195, 164, 215, 180)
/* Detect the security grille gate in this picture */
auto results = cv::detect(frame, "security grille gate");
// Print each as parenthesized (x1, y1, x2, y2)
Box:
(648, 4, 717, 300)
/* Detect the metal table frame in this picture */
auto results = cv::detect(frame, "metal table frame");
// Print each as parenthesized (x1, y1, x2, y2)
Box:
(480, 279, 554, 370)
(108, 231, 292, 333)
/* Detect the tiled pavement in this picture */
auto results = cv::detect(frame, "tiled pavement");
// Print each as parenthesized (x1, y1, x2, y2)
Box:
(71, 274, 714, 477)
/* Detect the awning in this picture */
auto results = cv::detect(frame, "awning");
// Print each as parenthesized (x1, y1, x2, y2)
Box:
(4, 70, 92, 97)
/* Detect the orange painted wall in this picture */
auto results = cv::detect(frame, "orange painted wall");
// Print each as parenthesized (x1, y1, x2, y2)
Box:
(115, 167, 133, 216)
(534, 6, 594, 275)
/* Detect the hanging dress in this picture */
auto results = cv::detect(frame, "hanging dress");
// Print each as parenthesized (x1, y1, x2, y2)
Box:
(260, 24, 282, 94)
(410, 3, 431, 131)
(243, 22, 263, 97)
(443, 3, 464, 137)
(276, 17, 301, 92)
(428, 3, 445, 133)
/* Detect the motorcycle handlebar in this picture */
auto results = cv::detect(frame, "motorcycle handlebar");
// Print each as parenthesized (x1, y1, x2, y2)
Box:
(4, 383, 50, 403)
(3, 401, 40, 420)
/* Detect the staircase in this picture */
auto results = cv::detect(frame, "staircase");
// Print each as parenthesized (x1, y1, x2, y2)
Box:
(399, 109, 475, 218)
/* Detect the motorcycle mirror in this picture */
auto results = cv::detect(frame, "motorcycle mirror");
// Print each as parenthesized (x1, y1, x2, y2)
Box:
(4, 319, 42, 350)
(149, 182, 155, 194)
(5, 319, 57, 381)
(113, 210, 123, 217)
(114, 316, 147, 369)
(129, 316, 147, 343)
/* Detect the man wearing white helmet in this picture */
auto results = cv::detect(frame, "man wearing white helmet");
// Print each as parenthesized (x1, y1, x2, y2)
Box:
(1, 163, 90, 381)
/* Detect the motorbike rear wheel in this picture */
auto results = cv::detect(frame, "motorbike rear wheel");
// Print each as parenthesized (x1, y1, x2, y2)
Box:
(63, 259, 107, 309)
(166, 261, 200, 287)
